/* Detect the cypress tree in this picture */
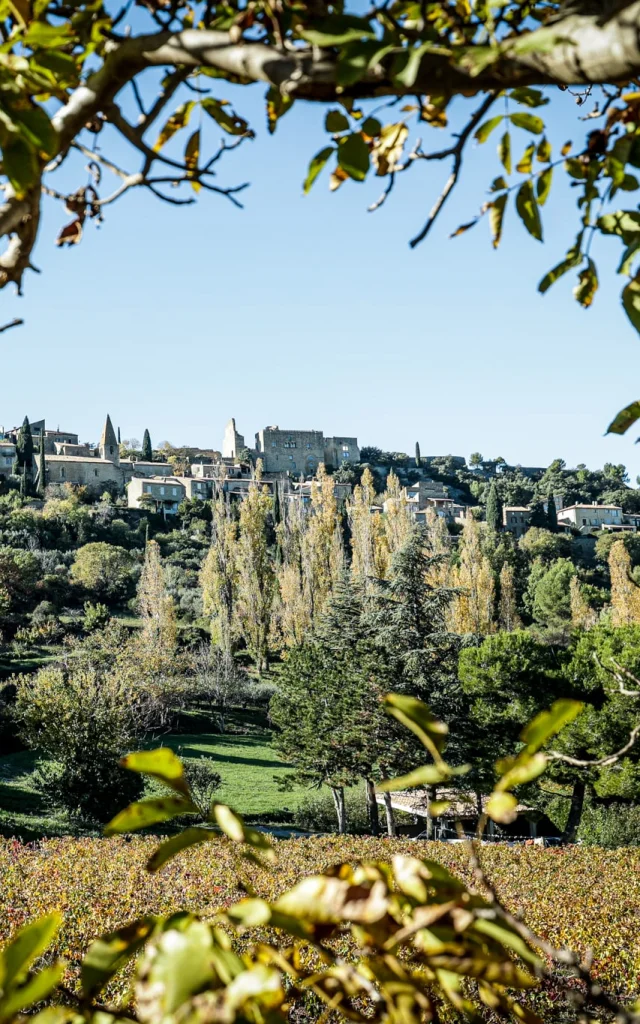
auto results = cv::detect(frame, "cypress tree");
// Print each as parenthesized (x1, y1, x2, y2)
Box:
(485, 481, 502, 533)
(37, 432, 46, 496)
(415, 442, 421, 468)
(15, 416, 34, 495)
(117, 426, 121, 445)
(546, 492, 558, 533)
(142, 429, 153, 461)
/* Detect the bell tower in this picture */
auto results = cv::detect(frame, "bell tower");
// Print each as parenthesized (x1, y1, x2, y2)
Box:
(99, 414, 120, 465)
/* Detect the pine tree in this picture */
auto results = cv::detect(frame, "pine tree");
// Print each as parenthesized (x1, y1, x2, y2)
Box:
(546, 492, 558, 533)
(485, 481, 502, 533)
(142, 429, 153, 461)
(415, 442, 421, 468)
(528, 499, 548, 529)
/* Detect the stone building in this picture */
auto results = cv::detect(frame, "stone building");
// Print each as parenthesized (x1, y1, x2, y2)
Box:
(222, 419, 359, 476)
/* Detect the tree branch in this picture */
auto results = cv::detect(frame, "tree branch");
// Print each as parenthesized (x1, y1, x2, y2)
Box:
(409, 92, 496, 248)
(548, 722, 640, 767)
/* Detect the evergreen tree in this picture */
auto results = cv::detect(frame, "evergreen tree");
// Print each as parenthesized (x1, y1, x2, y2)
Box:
(117, 426, 121, 445)
(546, 492, 558, 532)
(142, 429, 153, 461)
(415, 441, 421, 467)
(528, 499, 548, 529)
(37, 432, 46, 497)
(485, 481, 502, 533)
(14, 416, 34, 495)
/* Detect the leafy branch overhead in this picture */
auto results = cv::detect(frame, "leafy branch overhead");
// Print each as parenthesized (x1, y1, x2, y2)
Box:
(8, 2, 640, 366)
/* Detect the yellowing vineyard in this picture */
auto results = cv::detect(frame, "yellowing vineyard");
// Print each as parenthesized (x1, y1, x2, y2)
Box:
(2, 837, 639, 1007)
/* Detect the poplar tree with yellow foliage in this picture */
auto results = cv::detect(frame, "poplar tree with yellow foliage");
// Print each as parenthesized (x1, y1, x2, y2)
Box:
(449, 517, 496, 635)
(200, 496, 239, 654)
(236, 475, 276, 674)
(381, 471, 413, 573)
(609, 540, 640, 627)
(348, 467, 386, 586)
(498, 562, 522, 632)
(137, 539, 177, 667)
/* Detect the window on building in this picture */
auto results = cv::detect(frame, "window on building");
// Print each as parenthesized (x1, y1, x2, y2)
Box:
(342, 452, 349, 458)
(342, 445, 349, 452)
(172, 487, 177, 495)
(306, 443, 312, 449)
(160, 486, 165, 495)
(60, 468, 65, 478)
(94, 469, 98, 477)
(582, 518, 587, 526)
(109, 446, 114, 455)
(289, 455, 294, 460)
(271, 442, 277, 447)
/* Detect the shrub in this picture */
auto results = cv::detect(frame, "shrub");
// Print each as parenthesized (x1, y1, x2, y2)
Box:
(578, 802, 640, 848)
(293, 787, 371, 834)
(83, 602, 111, 632)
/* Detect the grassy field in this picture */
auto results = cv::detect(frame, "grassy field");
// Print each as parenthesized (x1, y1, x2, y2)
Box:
(0, 718, 313, 839)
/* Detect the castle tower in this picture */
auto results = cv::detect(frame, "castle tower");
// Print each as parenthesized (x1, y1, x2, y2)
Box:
(99, 414, 120, 465)
(222, 418, 245, 459)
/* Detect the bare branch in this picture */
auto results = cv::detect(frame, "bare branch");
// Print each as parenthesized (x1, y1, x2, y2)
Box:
(548, 722, 640, 768)
(0, 317, 24, 333)
(409, 93, 496, 248)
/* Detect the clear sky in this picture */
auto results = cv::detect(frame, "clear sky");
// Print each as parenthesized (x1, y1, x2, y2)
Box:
(2, 71, 639, 477)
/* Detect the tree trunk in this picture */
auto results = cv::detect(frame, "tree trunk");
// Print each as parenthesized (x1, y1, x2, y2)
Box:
(562, 780, 586, 844)
(365, 778, 380, 836)
(382, 791, 396, 837)
(423, 786, 433, 839)
(331, 786, 347, 834)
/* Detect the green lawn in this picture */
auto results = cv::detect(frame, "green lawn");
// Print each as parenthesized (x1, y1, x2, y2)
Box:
(0, 722, 312, 838)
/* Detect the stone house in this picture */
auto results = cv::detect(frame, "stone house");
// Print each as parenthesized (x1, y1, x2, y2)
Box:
(557, 503, 625, 534)
(127, 476, 187, 515)
(502, 506, 531, 538)
(0, 440, 15, 478)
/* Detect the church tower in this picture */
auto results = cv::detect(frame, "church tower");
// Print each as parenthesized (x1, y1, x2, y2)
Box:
(99, 414, 120, 465)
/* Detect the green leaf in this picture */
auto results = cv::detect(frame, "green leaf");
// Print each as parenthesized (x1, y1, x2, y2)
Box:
(486, 792, 518, 824)
(298, 15, 376, 46)
(153, 101, 195, 151)
(515, 142, 535, 174)
(2, 136, 39, 197)
(474, 115, 503, 144)
(147, 827, 217, 872)
(608, 135, 633, 188)
(0, 963, 64, 1018)
(393, 42, 433, 88)
(265, 87, 293, 135)
(303, 145, 334, 194)
(472, 919, 542, 968)
(619, 173, 639, 191)
(538, 250, 582, 294)
(498, 131, 511, 175)
(490, 175, 508, 192)
(2, 914, 61, 989)
(510, 87, 549, 108)
(120, 748, 190, 795)
(376, 763, 460, 792)
(226, 899, 312, 940)
(497, 752, 547, 791)
(489, 193, 507, 249)
(606, 397, 640, 435)
(325, 109, 350, 134)
(336, 41, 395, 88)
(536, 136, 551, 162)
(515, 179, 542, 241)
(510, 112, 544, 134)
(573, 257, 598, 308)
(385, 694, 448, 754)
(23, 21, 73, 47)
(536, 166, 553, 205)
(337, 132, 370, 182)
(184, 129, 200, 191)
(361, 116, 382, 138)
(520, 699, 583, 752)
(81, 919, 155, 997)
(598, 210, 640, 244)
(618, 239, 640, 276)
(565, 157, 587, 179)
(201, 98, 249, 136)
(136, 919, 215, 1017)
(104, 796, 196, 835)
(214, 804, 275, 862)
(11, 105, 57, 158)
(622, 275, 640, 336)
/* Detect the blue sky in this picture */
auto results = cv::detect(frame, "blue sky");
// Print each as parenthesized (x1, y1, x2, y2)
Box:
(2, 71, 639, 476)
